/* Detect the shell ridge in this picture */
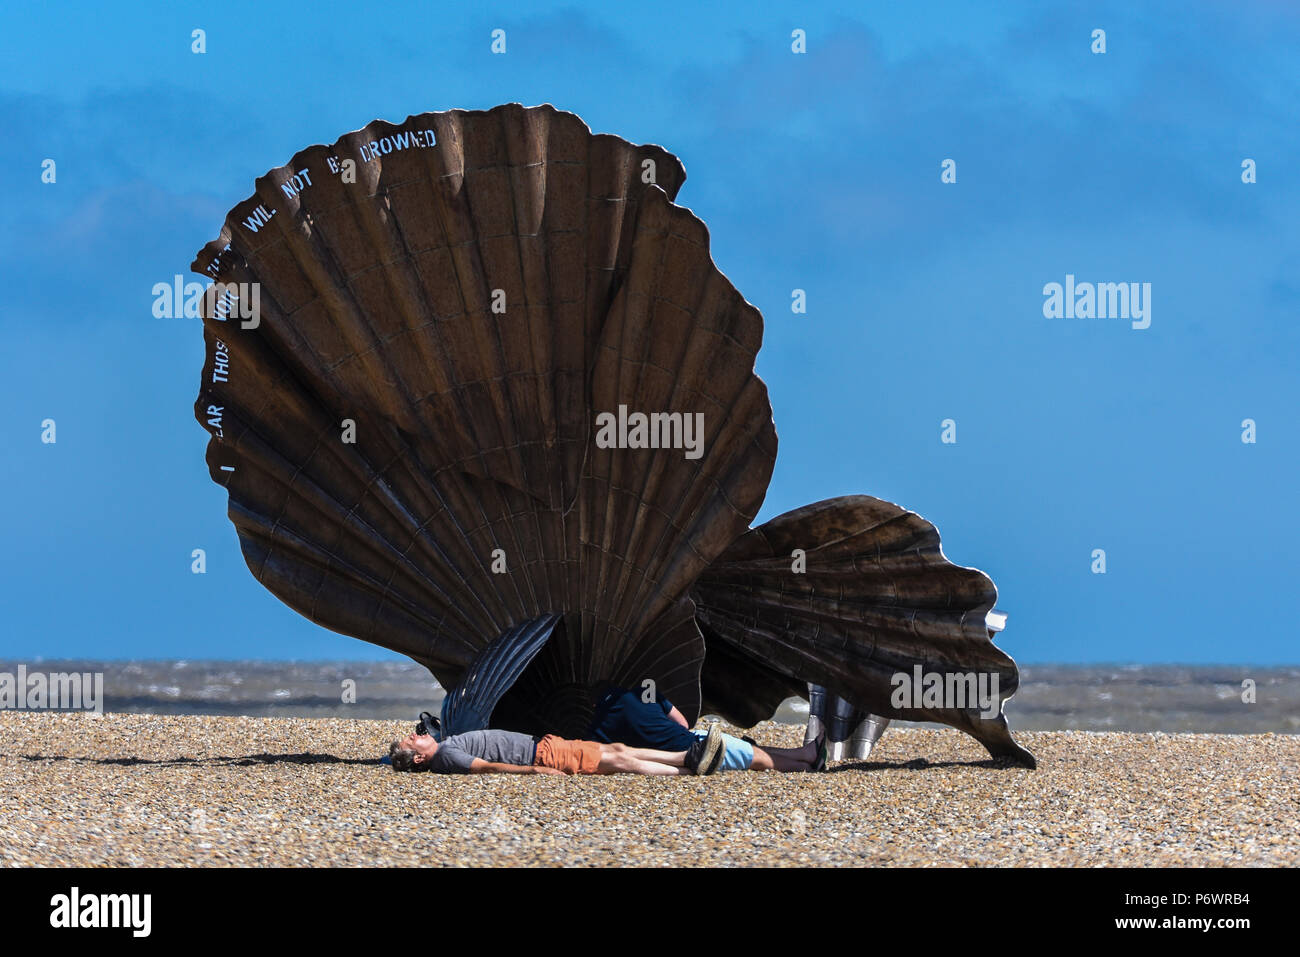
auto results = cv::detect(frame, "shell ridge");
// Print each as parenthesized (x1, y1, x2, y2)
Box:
(691, 495, 1031, 764)
(327, 165, 532, 632)
(585, 183, 667, 659)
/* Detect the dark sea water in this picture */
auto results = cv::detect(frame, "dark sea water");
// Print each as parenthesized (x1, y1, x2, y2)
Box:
(3, 660, 1296, 733)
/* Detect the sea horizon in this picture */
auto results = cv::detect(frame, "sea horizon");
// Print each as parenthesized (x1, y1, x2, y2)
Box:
(2, 659, 1295, 734)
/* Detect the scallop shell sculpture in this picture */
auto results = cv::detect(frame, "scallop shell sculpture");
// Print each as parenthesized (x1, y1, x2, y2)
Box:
(192, 103, 1034, 767)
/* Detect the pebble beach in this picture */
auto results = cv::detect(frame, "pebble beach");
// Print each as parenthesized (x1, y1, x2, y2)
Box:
(2, 711, 1295, 867)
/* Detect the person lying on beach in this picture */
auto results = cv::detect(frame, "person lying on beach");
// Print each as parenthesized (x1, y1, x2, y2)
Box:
(387, 724, 727, 776)
(587, 686, 827, 773)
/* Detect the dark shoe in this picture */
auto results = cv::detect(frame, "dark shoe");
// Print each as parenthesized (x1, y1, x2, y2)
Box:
(684, 735, 706, 774)
(703, 728, 727, 775)
(741, 735, 757, 747)
(687, 724, 724, 776)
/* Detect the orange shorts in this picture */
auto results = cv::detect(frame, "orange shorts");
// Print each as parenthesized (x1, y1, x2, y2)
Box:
(534, 734, 602, 774)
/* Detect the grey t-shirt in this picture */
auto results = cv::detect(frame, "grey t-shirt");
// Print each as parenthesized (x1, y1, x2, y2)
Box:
(427, 730, 540, 774)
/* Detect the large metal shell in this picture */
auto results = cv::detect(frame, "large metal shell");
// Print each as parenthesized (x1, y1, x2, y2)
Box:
(192, 104, 1032, 763)
(693, 496, 1035, 766)
(192, 104, 777, 732)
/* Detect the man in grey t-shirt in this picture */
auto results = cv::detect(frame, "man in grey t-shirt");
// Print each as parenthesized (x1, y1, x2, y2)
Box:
(388, 724, 724, 776)
(423, 730, 541, 773)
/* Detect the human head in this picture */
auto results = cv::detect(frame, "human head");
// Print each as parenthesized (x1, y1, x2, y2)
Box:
(388, 731, 438, 772)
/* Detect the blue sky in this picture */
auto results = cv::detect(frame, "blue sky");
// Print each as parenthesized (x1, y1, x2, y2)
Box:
(1, 1, 1296, 664)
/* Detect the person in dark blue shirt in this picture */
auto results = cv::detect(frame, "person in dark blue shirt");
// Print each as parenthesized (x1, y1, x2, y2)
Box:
(587, 686, 825, 772)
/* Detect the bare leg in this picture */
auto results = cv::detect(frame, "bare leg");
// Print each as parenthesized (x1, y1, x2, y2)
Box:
(621, 745, 687, 767)
(596, 743, 688, 776)
(750, 738, 819, 772)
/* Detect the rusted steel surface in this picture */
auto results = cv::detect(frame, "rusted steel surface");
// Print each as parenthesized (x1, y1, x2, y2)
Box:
(693, 496, 1034, 766)
(192, 103, 1031, 763)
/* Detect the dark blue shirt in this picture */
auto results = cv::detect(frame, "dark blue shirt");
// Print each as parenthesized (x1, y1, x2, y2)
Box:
(587, 689, 697, 752)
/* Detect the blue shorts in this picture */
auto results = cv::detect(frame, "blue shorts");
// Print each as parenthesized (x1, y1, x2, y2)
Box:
(692, 728, 753, 771)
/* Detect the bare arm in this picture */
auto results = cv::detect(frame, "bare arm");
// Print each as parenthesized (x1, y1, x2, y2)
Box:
(468, 759, 564, 775)
(666, 706, 689, 729)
